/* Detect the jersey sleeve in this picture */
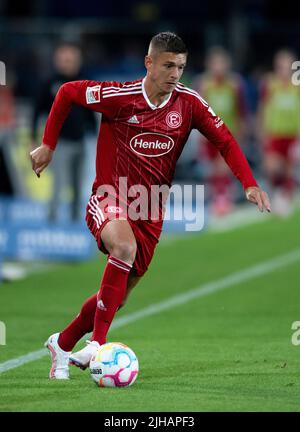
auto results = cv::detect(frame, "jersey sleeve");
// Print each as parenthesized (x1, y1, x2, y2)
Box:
(42, 80, 117, 150)
(192, 94, 258, 190)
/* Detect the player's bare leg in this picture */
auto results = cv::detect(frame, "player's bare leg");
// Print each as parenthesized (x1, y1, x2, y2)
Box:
(100, 218, 137, 263)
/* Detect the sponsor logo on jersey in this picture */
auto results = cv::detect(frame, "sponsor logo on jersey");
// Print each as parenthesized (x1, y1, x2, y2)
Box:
(130, 132, 174, 157)
(86, 85, 101, 104)
(166, 111, 182, 128)
(107, 206, 123, 214)
(127, 115, 140, 124)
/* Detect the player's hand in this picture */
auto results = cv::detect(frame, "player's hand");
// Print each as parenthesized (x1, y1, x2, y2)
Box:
(245, 186, 271, 213)
(29, 143, 53, 178)
(31, 141, 39, 152)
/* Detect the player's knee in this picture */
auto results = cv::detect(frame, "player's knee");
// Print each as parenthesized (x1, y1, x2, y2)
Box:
(110, 240, 137, 264)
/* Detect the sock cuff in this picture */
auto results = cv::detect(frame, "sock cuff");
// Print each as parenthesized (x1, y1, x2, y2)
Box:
(108, 255, 132, 272)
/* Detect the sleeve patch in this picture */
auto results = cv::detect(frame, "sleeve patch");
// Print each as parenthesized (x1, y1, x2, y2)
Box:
(86, 85, 101, 104)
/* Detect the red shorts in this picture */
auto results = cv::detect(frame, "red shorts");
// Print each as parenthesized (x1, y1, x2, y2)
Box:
(85, 194, 163, 277)
(265, 137, 296, 161)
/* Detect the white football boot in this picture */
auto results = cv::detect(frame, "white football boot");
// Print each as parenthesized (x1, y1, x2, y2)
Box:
(44, 333, 71, 380)
(69, 340, 100, 370)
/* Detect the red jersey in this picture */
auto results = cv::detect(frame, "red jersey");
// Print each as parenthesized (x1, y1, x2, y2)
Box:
(43, 77, 257, 219)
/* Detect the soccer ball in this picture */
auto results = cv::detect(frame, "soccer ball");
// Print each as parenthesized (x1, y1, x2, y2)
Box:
(89, 342, 139, 387)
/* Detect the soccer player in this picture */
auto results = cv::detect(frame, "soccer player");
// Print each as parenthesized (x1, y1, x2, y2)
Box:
(257, 49, 300, 216)
(30, 32, 271, 379)
(192, 47, 249, 215)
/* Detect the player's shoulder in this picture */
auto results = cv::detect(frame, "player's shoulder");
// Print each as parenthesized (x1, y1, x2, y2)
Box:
(174, 82, 208, 106)
(101, 78, 143, 92)
(99, 78, 143, 103)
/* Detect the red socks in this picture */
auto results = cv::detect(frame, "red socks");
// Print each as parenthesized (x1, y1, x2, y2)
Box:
(58, 255, 132, 351)
(92, 256, 132, 345)
(58, 293, 97, 352)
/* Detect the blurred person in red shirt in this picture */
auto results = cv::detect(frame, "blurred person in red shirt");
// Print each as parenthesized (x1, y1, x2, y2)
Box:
(257, 49, 300, 216)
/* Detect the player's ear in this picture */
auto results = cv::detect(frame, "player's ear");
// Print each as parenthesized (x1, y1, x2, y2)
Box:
(144, 55, 152, 71)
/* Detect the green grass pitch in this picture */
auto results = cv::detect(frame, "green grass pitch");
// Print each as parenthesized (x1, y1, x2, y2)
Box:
(1, 210, 300, 412)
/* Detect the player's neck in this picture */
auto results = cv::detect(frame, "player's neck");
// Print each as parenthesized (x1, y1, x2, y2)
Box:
(143, 77, 171, 107)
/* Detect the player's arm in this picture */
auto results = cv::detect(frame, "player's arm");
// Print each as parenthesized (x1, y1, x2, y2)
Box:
(30, 143, 53, 178)
(30, 80, 104, 177)
(193, 96, 271, 212)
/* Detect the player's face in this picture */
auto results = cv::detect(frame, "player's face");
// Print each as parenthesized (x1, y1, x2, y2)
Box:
(145, 51, 187, 94)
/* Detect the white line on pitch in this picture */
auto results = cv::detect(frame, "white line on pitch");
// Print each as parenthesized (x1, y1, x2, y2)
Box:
(1, 247, 300, 374)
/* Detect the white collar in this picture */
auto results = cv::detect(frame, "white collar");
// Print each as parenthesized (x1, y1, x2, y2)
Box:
(142, 77, 173, 110)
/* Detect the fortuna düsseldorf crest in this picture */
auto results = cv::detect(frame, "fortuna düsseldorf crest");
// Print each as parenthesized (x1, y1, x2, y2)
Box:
(166, 111, 182, 128)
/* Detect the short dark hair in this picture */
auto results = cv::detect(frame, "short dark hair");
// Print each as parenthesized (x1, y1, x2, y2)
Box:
(149, 32, 187, 55)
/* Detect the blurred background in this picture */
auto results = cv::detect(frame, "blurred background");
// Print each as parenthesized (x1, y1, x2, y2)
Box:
(1, 0, 300, 280)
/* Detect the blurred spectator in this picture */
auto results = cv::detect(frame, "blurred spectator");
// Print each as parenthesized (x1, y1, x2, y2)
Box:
(192, 47, 249, 216)
(31, 42, 97, 222)
(0, 79, 18, 195)
(256, 49, 300, 216)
